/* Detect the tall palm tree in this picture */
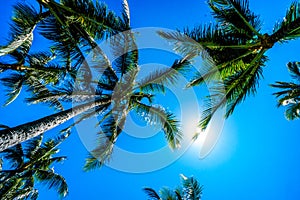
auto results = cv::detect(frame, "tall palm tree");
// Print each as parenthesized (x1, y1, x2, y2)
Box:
(0, 0, 187, 169)
(271, 62, 300, 120)
(0, 0, 131, 146)
(143, 174, 203, 200)
(159, 0, 300, 130)
(0, 133, 69, 199)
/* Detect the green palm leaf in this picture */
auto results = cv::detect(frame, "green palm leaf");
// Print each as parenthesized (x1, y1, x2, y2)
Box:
(143, 188, 161, 200)
(138, 59, 190, 93)
(0, 73, 24, 106)
(181, 175, 203, 200)
(133, 101, 182, 149)
(271, 62, 300, 120)
(35, 169, 68, 198)
(271, 2, 300, 42)
(0, 4, 38, 57)
(209, 0, 262, 37)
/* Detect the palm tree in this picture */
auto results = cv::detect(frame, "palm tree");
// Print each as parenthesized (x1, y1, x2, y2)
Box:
(143, 174, 203, 200)
(271, 62, 300, 120)
(159, 0, 300, 130)
(0, 133, 69, 199)
(0, 0, 131, 146)
(0, 0, 187, 169)
(17, 28, 188, 170)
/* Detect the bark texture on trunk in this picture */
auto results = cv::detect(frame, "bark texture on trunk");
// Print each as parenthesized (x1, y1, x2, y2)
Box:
(0, 99, 111, 151)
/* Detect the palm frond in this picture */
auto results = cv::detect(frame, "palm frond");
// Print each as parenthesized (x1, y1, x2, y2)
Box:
(272, 2, 300, 42)
(0, 73, 24, 106)
(83, 109, 127, 171)
(143, 188, 161, 200)
(133, 101, 182, 149)
(0, 4, 38, 58)
(111, 31, 138, 77)
(83, 115, 117, 171)
(83, 138, 114, 171)
(284, 102, 300, 120)
(37, 156, 67, 171)
(53, 0, 127, 38)
(159, 187, 177, 200)
(287, 62, 300, 81)
(25, 76, 64, 111)
(187, 50, 256, 87)
(138, 59, 190, 93)
(35, 169, 68, 198)
(23, 135, 43, 160)
(181, 175, 203, 200)
(271, 62, 300, 119)
(209, 0, 262, 37)
(12, 187, 38, 200)
(31, 133, 69, 161)
(38, 14, 86, 72)
(158, 31, 211, 61)
(0, 33, 33, 58)
(96, 67, 119, 92)
(1, 144, 24, 169)
(183, 23, 254, 48)
(83, 152, 104, 172)
(175, 189, 183, 200)
(199, 51, 266, 130)
(0, 124, 10, 130)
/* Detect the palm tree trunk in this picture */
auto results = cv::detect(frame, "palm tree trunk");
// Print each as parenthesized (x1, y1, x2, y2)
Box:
(0, 98, 111, 151)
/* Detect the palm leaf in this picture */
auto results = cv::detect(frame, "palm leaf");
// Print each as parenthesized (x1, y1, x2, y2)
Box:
(284, 102, 300, 120)
(51, 0, 126, 38)
(35, 169, 68, 198)
(271, 2, 300, 42)
(25, 76, 64, 111)
(181, 175, 203, 200)
(199, 51, 266, 130)
(133, 101, 182, 149)
(111, 31, 138, 77)
(83, 114, 118, 171)
(159, 187, 177, 200)
(1, 144, 24, 168)
(271, 62, 300, 119)
(138, 59, 190, 93)
(0, 4, 38, 57)
(158, 31, 211, 61)
(287, 62, 300, 81)
(23, 135, 43, 160)
(143, 188, 161, 200)
(0, 124, 10, 130)
(0, 73, 24, 106)
(209, 0, 262, 37)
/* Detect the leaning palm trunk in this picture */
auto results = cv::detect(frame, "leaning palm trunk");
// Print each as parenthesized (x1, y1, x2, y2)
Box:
(0, 98, 111, 151)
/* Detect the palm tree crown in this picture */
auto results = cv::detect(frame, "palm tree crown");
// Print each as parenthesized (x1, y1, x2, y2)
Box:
(0, 133, 69, 199)
(0, 0, 187, 171)
(143, 174, 203, 200)
(160, 0, 300, 130)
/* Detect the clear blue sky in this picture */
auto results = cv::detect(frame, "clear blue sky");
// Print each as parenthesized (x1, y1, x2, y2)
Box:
(1, 0, 300, 199)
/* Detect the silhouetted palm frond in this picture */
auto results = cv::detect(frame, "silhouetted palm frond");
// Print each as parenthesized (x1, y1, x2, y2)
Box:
(271, 62, 300, 120)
